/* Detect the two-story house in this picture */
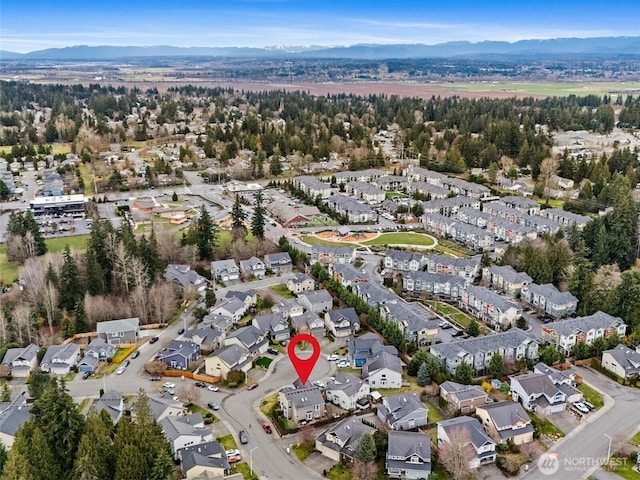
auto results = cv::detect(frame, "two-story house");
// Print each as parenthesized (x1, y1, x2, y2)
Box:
(1, 344, 39, 377)
(439, 381, 488, 414)
(157, 340, 201, 370)
(520, 283, 578, 319)
(239, 256, 266, 279)
(325, 373, 370, 410)
(204, 344, 252, 379)
(224, 325, 269, 356)
(437, 416, 496, 468)
(40, 343, 81, 375)
(482, 265, 533, 298)
(296, 289, 333, 313)
(160, 413, 214, 459)
(291, 311, 326, 338)
(97, 317, 140, 346)
(164, 264, 208, 292)
(510, 373, 567, 414)
(461, 285, 522, 330)
(252, 313, 290, 343)
(278, 384, 325, 423)
(286, 273, 315, 295)
(325, 308, 360, 337)
(386, 431, 432, 480)
(384, 249, 426, 272)
(377, 393, 428, 431)
(362, 351, 403, 389)
(347, 332, 398, 368)
(315, 417, 377, 462)
(601, 344, 640, 380)
(475, 401, 534, 445)
(264, 252, 293, 274)
(210, 259, 240, 282)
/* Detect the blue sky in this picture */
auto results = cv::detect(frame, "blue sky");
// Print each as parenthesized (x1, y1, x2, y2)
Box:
(2, 0, 639, 53)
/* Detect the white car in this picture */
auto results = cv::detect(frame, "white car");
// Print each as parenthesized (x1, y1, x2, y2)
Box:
(327, 354, 339, 361)
(164, 382, 176, 389)
(116, 366, 126, 375)
(208, 385, 219, 392)
(337, 360, 350, 368)
(573, 402, 590, 414)
(313, 380, 326, 388)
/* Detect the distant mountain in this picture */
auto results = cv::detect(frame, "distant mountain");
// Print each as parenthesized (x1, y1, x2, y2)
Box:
(3, 37, 639, 60)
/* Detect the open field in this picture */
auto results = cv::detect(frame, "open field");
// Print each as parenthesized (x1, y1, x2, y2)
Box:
(362, 232, 436, 247)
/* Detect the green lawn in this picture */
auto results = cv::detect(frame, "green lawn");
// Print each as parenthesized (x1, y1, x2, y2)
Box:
(530, 413, 565, 437)
(255, 357, 273, 369)
(326, 463, 351, 480)
(78, 163, 94, 195)
(260, 392, 279, 417)
(45, 235, 90, 253)
(299, 235, 346, 247)
(362, 232, 436, 247)
(385, 191, 408, 199)
(232, 462, 259, 480)
(578, 383, 604, 410)
(292, 444, 315, 462)
(605, 457, 640, 480)
(536, 198, 566, 208)
(632, 431, 640, 445)
(216, 434, 238, 450)
(0, 251, 19, 285)
(270, 283, 295, 299)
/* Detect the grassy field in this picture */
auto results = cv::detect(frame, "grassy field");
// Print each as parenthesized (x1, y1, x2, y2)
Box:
(78, 163, 94, 195)
(604, 457, 639, 480)
(530, 413, 565, 437)
(326, 463, 350, 480)
(437, 81, 640, 98)
(254, 357, 273, 369)
(299, 235, 345, 247)
(260, 392, 279, 417)
(632, 431, 640, 445)
(232, 462, 259, 480)
(0, 143, 72, 156)
(362, 232, 436, 247)
(536, 198, 566, 208)
(270, 283, 295, 299)
(216, 434, 238, 450)
(578, 382, 604, 410)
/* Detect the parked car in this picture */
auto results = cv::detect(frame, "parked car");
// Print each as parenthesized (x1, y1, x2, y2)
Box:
(573, 402, 590, 414)
(439, 322, 452, 329)
(279, 340, 287, 347)
(195, 382, 207, 388)
(239, 430, 248, 444)
(122, 359, 130, 368)
(583, 401, 596, 411)
(262, 422, 272, 434)
(178, 328, 185, 335)
(451, 329, 465, 337)
(327, 354, 339, 361)
(313, 380, 325, 388)
(131, 350, 140, 359)
(149, 336, 159, 344)
(337, 360, 349, 368)
(208, 385, 219, 392)
(149, 375, 161, 381)
(116, 366, 126, 375)
(208, 402, 220, 411)
(164, 382, 176, 389)
(226, 449, 241, 463)
(247, 383, 258, 391)
(267, 348, 279, 355)
(82, 371, 91, 380)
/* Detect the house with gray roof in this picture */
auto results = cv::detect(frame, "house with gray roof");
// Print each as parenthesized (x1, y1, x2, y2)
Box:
(377, 392, 428, 431)
(291, 311, 326, 338)
(286, 273, 315, 294)
(144, 394, 185, 421)
(325, 308, 360, 337)
(164, 264, 208, 292)
(382, 301, 439, 346)
(373, 175, 408, 191)
(224, 325, 269, 355)
(157, 340, 201, 370)
(223, 289, 257, 311)
(510, 372, 567, 414)
(482, 265, 532, 298)
(450, 221, 495, 251)
(297, 289, 333, 313)
(437, 416, 496, 468)
(271, 298, 304, 318)
(430, 329, 538, 375)
(40, 343, 81, 375)
(325, 373, 370, 410)
(347, 332, 398, 368)
(84, 337, 117, 361)
(239, 256, 266, 279)
(402, 271, 467, 301)
(278, 384, 325, 423)
(475, 401, 534, 445)
(179, 440, 229, 479)
(421, 196, 481, 217)
(97, 317, 140, 345)
(293, 176, 331, 198)
(92, 390, 125, 424)
(326, 195, 376, 223)
(332, 169, 387, 184)
(439, 381, 488, 414)
(315, 416, 377, 462)
(499, 196, 541, 215)
(264, 252, 293, 274)
(602, 344, 640, 380)
(0, 394, 32, 448)
(210, 259, 239, 282)
(424, 212, 457, 237)
(160, 413, 214, 459)
(403, 166, 447, 185)
(77, 355, 100, 374)
(409, 181, 450, 200)
(354, 282, 398, 308)
(184, 325, 225, 352)
(210, 297, 247, 324)
(521, 283, 578, 319)
(204, 344, 252, 379)
(202, 312, 234, 333)
(362, 351, 403, 389)
(309, 244, 356, 265)
(1, 343, 39, 377)
(347, 181, 386, 204)
(541, 312, 627, 357)
(252, 313, 290, 342)
(539, 208, 591, 229)
(384, 249, 426, 272)
(441, 177, 490, 198)
(330, 263, 369, 288)
(425, 254, 481, 280)
(461, 284, 522, 330)
(386, 431, 432, 479)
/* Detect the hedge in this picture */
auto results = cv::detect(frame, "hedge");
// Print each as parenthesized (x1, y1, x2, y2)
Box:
(112, 345, 137, 363)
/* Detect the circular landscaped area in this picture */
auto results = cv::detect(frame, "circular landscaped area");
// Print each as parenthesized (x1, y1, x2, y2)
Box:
(305, 230, 437, 249)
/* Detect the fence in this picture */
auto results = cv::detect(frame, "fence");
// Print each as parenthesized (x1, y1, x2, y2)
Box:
(161, 370, 221, 384)
(112, 344, 137, 363)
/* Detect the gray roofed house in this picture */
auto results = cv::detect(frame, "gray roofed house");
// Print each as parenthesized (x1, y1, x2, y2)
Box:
(286, 273, 315, 294)
(224, 325, 269, 355)
(204, 343, 253, 379)
(520, 283, 578, 319)
(252, 313, 290, 342)
(440, 177, 490, 198)
(184, 325, 225, 352)
(402, 270, 467, 300)
(461, 284, 522, 330)
(430, 328, 538, 374)
(482, 265, 533, 298)
(291, 311, 326, 338)
(347, 332, 398, 368)
(377, 392, 428, 430)
(500, 195, 541, 215)
(179, 440, 229, 479)
(330, 263, 368, 288)
(382, 301, 439, 346)
(143, 394, 185, 421)
(1, 343, 39, 377)
(332, 168, 387, 184)
(404, 166, 447, 185)
(210, 297, 247, 324)
(539, 208, 591, 229)
(315, 416, 376, 462)
(92, 390, 125, 424)
(278, 384, 325, 423)
(96, 317, 140, 345)
(426, 254, 481, 280)
(437, 416, 496, 468)
(601, 344, 640, 380)
(157, 340, 201, 370)
(439, 381, 488, 414)
(325, 308, 360, 337)
(449, 221, 495, 251)
(239, 256, 266, 279)
(293, 176, 331, 198)
(40, 343, 81, 375)
(347, 181, 386, 204)
(326, 195, 376, 223)
(202, 312, 234, 333)
(408, 181, 450, 199)
(297, 289, 333, 313)
(160, 413, 214, 458)
(271, 298, 304, 318)
(362, 351, 403, 389)
(210, 259, 240, 282)
(84, 337, 117, 361)
(475, 401, 534, 445)
(386, 431, 432, 479)
(264, 252, 293, 274)
(384, 249, 426, 272)
(510, 373, 567, 415)
(533, 362, 576, 386)
(421, 196, 481, 217)
(325, 372, 370, 410)
(309, 244, 356, 265)
(0, 394, 32, 448)
(77, 355, 100, 373)
(164, 264, 208, 292)
(223, 289, 257, 310)
(353, 282, 398, 308)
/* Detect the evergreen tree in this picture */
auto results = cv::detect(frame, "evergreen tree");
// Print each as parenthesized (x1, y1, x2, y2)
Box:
(489, 354, 504, 379)
(189, 205, 218, 260)
(60, 246, 83, 311)
(0, 382, 10, 402)
(84, 248, 106, 295)
(417, 362, 431, 387)
(114, 444, 147, 480)
(381, 322, 406, 353)
(407, 350, 429, 376)
(0, 441, 7, 475)
(466, 319, 480, 337)
(171, 191, 178, 201)
(270, 156, 283, 176)
(354, 433, 377, 463)
(61, 316, 75, 339)
(2, 422, 62, 480)
(72, 410, 115, 480)
(454, 362, 473, 385)
(251, 191, 266, 240)
(231, 194, 247, 229)
(205, 289, 217, 308)
(74, 300, 88, 334)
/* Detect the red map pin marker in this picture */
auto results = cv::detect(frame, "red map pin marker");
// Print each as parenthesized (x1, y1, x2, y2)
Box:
(288, 333, 320, 385)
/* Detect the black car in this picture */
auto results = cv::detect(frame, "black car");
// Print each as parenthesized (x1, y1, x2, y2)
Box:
(267, 348, 279, 355)
(178, 328, 185, 335)
(451, 329, 465, 337)
(195, 382, 207, 388)
(82, 371, 91, 380)
(122, 359, 130, 368)
(239, 430, 248, 444)
(149, 375, 161, 381)
(131, 350, 140, 359)
(279, 340, 287, 347)
(149, 336, 159, 344)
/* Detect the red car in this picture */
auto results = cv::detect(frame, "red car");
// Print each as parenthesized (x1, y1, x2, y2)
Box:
(262, 422, 272, 434)
(247, 383, 258, 390)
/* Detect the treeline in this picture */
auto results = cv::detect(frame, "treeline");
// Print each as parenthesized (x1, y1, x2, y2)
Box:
(0, 382, 175, 480)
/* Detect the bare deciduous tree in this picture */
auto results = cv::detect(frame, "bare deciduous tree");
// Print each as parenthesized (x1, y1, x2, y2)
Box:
(539, 157, 559, 205)
(297, 425, 316, 448)
(438, 426, 475, 480)
(0, 309, 10, 345)
(148, 281, 177, 325)
(12, 303, 32, 345)
(177, 384, 201, 406)
(130, 285, 150, 323)
(351, 459, 378, 480)
(19, 256, 47, 309)
(519, 441, 543, 462)
(42, 281, 59, 335)
(612, 433, 633, 457)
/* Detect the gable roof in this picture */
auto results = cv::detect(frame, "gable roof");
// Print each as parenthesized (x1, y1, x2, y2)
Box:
(438, 416, 495, 450)
(326, 308, 359, 326)
(160, 413, 207, 442)
(297, 289, 332, 306)
(41, 343, 80, 365)
(511, 373, 563, 399)
(210, 344, 251, 369)
(2, 344, 39, 365)
(478, 401, 532, 430)
(440, 381, 487, 402)
(362, 351, 402, 379)
(326, 373, 366, 397)
(179, 440, 229, 474)
(431, 328, 536, 361)
(387, 430, 431, 461)
(0, 395, 32, 437)
(486, 265, 533, 285)
(96, 317, 140, 335)
(226, 325, 266, 352)
(280, 385, 324, 409)
(92, 390, 124, 423)
(603, 344, 640, 375)
(545, 311, 625, 337)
